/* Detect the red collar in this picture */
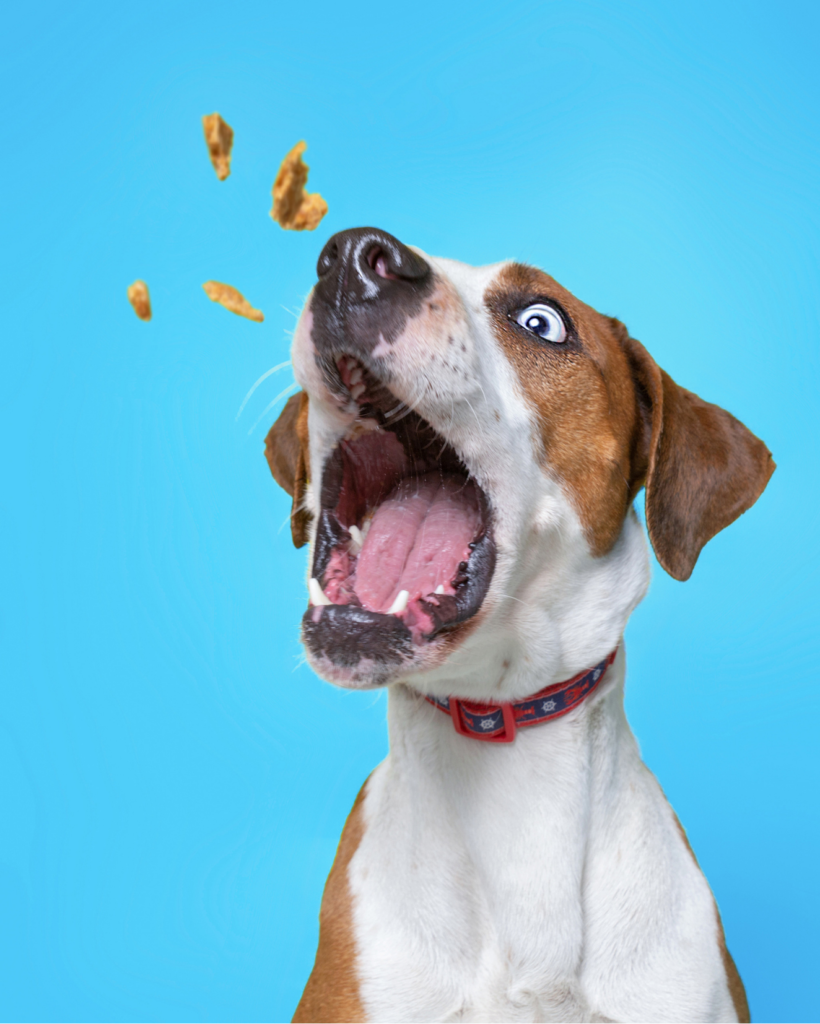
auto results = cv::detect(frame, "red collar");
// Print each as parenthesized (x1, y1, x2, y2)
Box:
(425, 648, 618, 743)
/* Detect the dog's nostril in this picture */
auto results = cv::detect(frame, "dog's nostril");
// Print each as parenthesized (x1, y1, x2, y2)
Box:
(369, 246, 399, 281)
(317, 240, 339, 277)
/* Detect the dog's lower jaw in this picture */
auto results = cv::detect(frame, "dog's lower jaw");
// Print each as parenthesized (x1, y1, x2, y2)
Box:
(344, 650, 743, 1024)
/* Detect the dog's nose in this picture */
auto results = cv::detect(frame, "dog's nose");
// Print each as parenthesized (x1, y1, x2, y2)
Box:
(315, 227, 430, 307)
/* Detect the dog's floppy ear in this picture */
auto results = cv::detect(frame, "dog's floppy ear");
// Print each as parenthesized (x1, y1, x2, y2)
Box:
(264, 390, 312, 548)
(619, 329, 775, 581)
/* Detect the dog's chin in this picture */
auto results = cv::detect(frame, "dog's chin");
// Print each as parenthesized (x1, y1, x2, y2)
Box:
(302, 649, 399, 691)
(302, 630, 449, 690)
(299, 355, 496, 688)
(302, 609, 486, 690)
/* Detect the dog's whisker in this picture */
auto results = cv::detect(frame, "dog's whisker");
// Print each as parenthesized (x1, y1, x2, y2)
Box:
(462, 396, 483, 434)
(498, 592, 536, 609)
(384, 402, 410, 422)
(235, 361, 292, 420)
(247, 382, 300, 436)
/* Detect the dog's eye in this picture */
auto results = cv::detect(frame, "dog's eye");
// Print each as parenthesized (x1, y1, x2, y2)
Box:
(515, 304, 567, 344)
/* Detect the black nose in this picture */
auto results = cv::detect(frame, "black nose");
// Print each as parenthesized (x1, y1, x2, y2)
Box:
(315, 227, 430, 308)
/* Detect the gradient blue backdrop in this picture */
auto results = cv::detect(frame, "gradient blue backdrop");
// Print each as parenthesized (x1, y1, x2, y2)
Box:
(2, 1, 818, 1020)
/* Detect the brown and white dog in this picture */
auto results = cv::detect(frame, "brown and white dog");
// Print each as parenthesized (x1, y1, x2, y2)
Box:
(264, 228, 774, 1023)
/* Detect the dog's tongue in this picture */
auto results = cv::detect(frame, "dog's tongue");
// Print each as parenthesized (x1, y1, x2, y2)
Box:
(354, 473, 481, 613)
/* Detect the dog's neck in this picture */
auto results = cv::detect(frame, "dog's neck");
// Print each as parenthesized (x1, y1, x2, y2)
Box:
(386, 647, 635, 849)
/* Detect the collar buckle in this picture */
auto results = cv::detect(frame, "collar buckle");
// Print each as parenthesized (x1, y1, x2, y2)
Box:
(450, 698, 517, 743)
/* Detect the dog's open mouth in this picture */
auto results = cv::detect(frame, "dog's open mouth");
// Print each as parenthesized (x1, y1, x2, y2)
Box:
(302, 355, 495, 673)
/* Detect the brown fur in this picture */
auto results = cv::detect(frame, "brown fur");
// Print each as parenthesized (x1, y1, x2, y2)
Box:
(485, 263, 774, 577)
(292, 781, 369, 1023)
(264, 390, 312, 547)
(486, 264, 644, 556)
(673, 814, 750, 1022)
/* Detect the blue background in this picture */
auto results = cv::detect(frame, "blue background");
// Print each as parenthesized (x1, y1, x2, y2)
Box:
(2, 1, 818, 1020)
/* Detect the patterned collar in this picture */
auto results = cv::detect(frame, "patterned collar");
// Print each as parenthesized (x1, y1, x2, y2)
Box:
(425, 648, 618, 743)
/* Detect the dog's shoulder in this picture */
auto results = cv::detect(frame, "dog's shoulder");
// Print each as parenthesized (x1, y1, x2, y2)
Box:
(292, 778, 370, 1024)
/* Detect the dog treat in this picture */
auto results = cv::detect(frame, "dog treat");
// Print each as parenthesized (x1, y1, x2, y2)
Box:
(271, 141, 328, 231)
(202, 280, 264, 322)
(202, 113, 234, 181)
(127, 280, 152, 321)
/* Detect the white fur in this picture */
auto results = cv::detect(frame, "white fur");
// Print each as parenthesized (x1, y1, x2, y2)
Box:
(289, 252, 740, 1022)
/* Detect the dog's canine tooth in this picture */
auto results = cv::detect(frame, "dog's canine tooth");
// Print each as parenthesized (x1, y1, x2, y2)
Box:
(435, 584, 445, 595)
(349, 366, 363, 385)
(387, 590, 409, 615)
(348, 524, 364, 553)
(350, 382, 366, 400)
(308, 577, 332, 606)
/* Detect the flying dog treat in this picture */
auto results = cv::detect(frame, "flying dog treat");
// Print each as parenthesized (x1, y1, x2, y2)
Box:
(127, 280, 152, 321)
(202, 113, 234, 181)
(271, 141, 328, 231)
(202, 280, 264, 322)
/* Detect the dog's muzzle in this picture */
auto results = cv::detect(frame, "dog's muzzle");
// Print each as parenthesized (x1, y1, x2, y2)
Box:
(298, 228, 497, 687)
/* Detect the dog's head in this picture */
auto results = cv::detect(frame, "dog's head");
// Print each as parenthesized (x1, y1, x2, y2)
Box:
(266, 228, 774, 695)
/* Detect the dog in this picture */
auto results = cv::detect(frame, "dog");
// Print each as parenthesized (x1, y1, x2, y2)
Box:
(264, 228, 774, 1023)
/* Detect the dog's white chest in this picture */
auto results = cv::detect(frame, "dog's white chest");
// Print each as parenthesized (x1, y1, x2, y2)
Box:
(346, 676, 739, 1024)
(350, 771, 590, 1023)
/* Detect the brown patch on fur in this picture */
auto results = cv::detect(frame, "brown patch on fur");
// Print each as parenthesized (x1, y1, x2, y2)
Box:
(718, 915, 751, 1023)
(264, 390, 312, 547)
(485, 264, 648, 556)
(673, 814, 750, 1022)
(485, 263, 774, 575)
(292, 781, 369, 1023)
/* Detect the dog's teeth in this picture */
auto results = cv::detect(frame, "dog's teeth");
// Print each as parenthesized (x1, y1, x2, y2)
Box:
(348, 524, 364, 553)
(435, 584, 445, 594)
(387, 590, 409, 615)
(350, 383, 366, 400)
(308, 577, 332, 606)
(349, 366, 363, 385)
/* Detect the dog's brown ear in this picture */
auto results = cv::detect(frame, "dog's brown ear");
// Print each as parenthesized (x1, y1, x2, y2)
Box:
(621, 332, 775, 581)
(264, 390, 312, 548)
